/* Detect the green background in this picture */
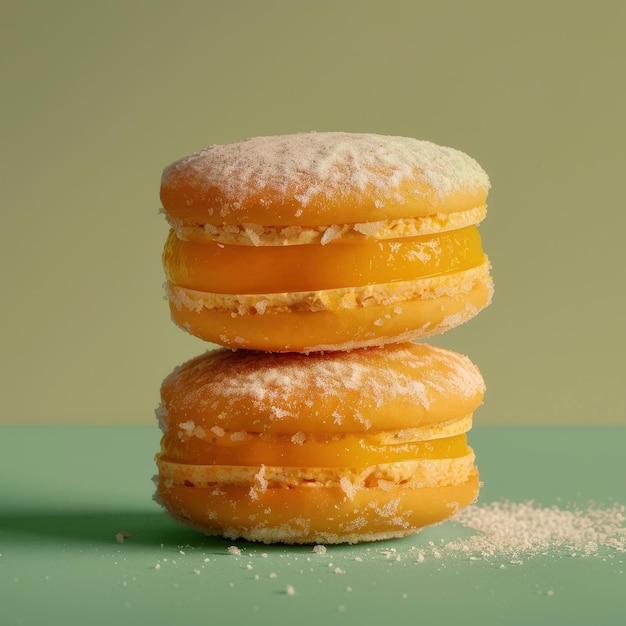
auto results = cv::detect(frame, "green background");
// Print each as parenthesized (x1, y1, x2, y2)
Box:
(1, 0, 625, 426)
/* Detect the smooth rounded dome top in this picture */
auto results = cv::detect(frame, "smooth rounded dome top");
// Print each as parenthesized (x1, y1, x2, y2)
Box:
(158, 342, 486, 435)
(160, 132, 490, 226)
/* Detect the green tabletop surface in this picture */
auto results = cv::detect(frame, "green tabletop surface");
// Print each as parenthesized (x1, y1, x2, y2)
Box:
(1, 426, 625, 625)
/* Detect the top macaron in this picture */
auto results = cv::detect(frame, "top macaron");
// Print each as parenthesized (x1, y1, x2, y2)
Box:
(161, 131, 490, 244)
(160, 132, 493, 352)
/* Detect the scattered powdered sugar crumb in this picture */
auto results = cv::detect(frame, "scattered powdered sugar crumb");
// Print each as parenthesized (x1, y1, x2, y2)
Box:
(211, 425, 225, 438)
(154, 403, 169, 433)
(291, 431, 307, 445)
(385, 500, 626, 564)
(339, 476, 358, 501)
(177, 420, 206, 440)
(320, 224, 342, 245)
(249, 465, 268, 500)
(445, 500, 626, 560)
(141, 501, 622, 596)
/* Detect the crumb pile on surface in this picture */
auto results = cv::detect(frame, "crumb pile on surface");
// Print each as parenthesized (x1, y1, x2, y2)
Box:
(446, 500, 626, 560)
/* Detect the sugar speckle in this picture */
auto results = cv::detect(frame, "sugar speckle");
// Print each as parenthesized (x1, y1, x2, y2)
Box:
(291, 431, 307, 445)
(339, 476, 358, 500)
(249, 465, 268, 500)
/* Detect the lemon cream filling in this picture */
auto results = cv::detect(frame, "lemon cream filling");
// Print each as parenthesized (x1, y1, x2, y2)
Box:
(158, 426, 471, 467)
(156, 426, 476, 493)
(164, 225, 485, 295)
(166, 259, 491, 315)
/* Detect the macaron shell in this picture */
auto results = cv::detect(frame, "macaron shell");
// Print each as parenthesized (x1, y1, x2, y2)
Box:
(160, 133, 490, 226)
(166, 259, 492, 353)
(158, 343, 485, 435)
(155, 467, 480, 545)
(155, 343, 484, 543)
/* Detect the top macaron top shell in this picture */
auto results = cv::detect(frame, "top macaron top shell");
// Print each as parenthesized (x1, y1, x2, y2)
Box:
(160, 132, 490, 226)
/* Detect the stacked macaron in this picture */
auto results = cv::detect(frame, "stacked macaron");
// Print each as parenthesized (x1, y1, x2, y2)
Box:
(155, 132, 492, 543)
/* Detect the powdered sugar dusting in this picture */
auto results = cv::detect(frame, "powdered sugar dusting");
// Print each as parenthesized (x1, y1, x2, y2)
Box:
(161, 343, 484, 432)
(445, 500, 626, 560)
(249, 465, 268, 501)
(154, 403, 169, 434)
(353, 500, 625, 566)
(161, 132, 490, 215)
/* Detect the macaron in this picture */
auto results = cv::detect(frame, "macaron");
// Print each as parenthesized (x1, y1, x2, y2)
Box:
(160, 132, 493, 353)
(154, 342, 484, 544)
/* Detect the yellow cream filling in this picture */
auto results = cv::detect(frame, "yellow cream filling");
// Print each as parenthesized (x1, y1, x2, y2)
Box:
(163, 225, 485, 294)
(159, 431, 470, 468)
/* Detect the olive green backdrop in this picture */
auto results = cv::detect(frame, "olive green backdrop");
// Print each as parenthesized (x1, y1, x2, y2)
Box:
(1, 0, 624, 425)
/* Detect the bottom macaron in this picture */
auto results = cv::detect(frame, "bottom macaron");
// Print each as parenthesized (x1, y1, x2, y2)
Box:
(154, 342, 485, 544)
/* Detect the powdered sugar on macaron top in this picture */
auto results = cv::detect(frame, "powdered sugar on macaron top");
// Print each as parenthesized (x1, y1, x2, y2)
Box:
(161, 132, 490, 223)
